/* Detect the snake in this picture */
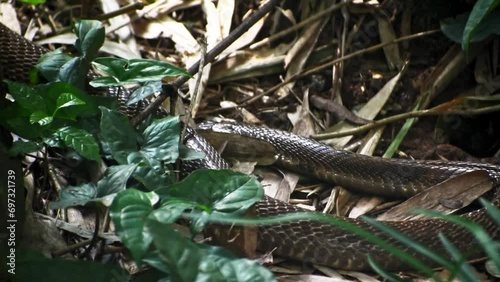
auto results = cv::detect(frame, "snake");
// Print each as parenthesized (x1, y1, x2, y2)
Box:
(1, 21, 499, 271)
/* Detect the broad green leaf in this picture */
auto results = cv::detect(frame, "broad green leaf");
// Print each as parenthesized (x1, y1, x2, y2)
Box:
(90, 57, 128, 78)
(56, 126, 100, 161)
(55, 93, 85, 110)
(145, 219, 275, 281)
(48, 165, 139, 209)
(43, 134, 63, 147)
(110, 189, 158, 263)
(8, 141, 41, 156)
(36, 49, 72, 82)
(90, 58, 191, 87)
(142, 251, 172, 276)
(196, 244, 275, 281)
(49, 183, 97, 209)
(462, 0, 500, 50)
(17, 251, 129, 282)
(441, 11, 500, 45)
(88, 76, 120, 87)
(40, 82, 98, 117)
(145, 219, 203, 281)
(149, 200, 196, 225)
(141, 223, 201, 281)
(96, 164, 138, 197)
(127, 81, 162, 105)
(30, 111, 53, 126)
(156, 169, 263, 216)
(74, 20, 105, 60)
(99, 107, 137, 164)
(6, 118, 42, 138)
(5, 80, 46, 113)
(128, 151, 170, 190)
(140, 116, 180, 163)
(59, 57, 89, 90)
(1, 105, 43, 139)
(53, 93, 86, 120)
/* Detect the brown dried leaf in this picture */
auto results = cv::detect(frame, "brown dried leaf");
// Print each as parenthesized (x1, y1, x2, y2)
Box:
(377, 170, 493, 221)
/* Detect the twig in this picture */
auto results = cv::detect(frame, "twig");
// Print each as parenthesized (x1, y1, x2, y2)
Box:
(201, 29, 440, 115)
(94, 2, 145, 21)
(131, 0, 281, 126)
(250, 0, 353, 49)
(312, 103, 500, 140)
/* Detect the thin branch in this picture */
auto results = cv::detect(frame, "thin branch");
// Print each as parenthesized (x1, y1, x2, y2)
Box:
(312, 103, 500, 140)
(201, 29, 441, 115)
(250, 0, 353, 50)
(131, 0, 281, 126)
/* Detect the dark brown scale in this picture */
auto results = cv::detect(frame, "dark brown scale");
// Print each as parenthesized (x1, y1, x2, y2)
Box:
(1, 22, 499, 271)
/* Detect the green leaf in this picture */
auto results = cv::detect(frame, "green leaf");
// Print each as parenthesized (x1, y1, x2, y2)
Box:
(59, 57, 89, 90)
(74, 20, 105, 60)
(17, 251, 130, 282)
(441, 11, 500, 46)
(48, 183, 97, 209)
(8, 141, 41, 156)
(128, 151, 170, 190)
(149, 200, 195, 225)
(43, 134, 63, 147)
(56, 126, 100, 161)
(141, 116, 180, 163)
(96, 164, 138, 197)
(89, 76, 120, 87)
(36, 49, 72, 82)
(49, 164, 139, 209)
(100, 107, 137, 164)
(127, 81, 162, 105)
(156, 169, 263, 216)
(30, 111, 53, 126)
(196, 244, 275, 281)
(462, 0, 500, 50)
(53, 93, 86, 120)
(145, 219, 275, 281)
(55, 93, 85, 110)
(90, 58, 191, 87)
(5, 80, 46, 113)
(40, 82, 98, 117)
(17, 0, 46, 4)
(0, 104, 43, 139)
(90, 57, 126, 78)
(110, 189, 159, 263)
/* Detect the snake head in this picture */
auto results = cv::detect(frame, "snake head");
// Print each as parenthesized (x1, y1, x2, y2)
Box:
(197, 121, 279, 166)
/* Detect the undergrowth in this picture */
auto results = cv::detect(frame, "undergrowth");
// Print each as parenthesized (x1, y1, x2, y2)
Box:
(1, 2, 499, 280)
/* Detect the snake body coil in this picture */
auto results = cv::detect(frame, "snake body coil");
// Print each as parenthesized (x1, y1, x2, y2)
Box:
(1, 22, 499, 271)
